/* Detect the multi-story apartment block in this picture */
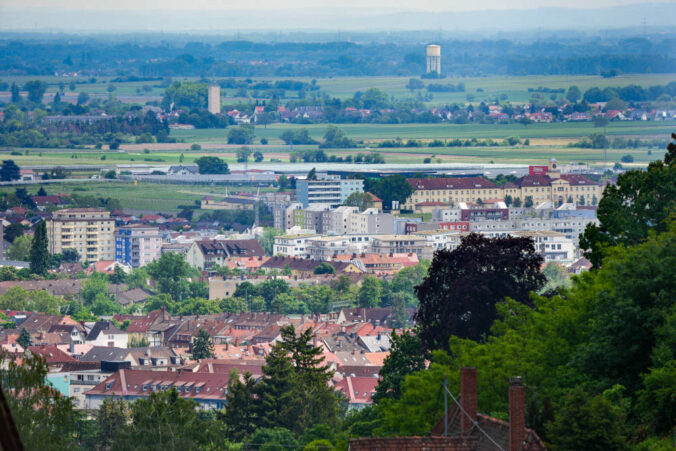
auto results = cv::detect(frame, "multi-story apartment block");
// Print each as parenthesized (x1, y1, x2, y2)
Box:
(326, 206, 359, 235)
(478, 230, 576, 262)
(403, 160, 603, 212)
(115, 225, 161, 268)
(296, 176, 364, 207)
(348, 208, 396, 235)
(304, 204, 331, 233)
(305, 235, 374, 260)
(272, 234, 317, 258)
(273, 202, 303, 230)
(370, 235, 434, 260)
(469, 216, 598, 247)
(47, 208, 115, 263)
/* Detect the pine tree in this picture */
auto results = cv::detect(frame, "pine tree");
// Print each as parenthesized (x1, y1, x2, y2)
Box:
(191, 329, 214, 360)
(255, 342, 298, 431)
(29, 220, 49, 276)
(279, 325, 339, 432)
(219, 369, 257, 441)
(17, 327, 32, 349)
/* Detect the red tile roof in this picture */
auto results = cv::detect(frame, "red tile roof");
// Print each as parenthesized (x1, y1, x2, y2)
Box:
(408, 177, 497, 191)
(86, 369, 231, 400)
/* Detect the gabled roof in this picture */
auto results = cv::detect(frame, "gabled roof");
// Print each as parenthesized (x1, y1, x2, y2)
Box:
(86, 321, 126, 341)
(80, 346, 131, 362)
(197, 239, 265, 258)
(86, 369, 232, 400)
(27, 345, 77, 364)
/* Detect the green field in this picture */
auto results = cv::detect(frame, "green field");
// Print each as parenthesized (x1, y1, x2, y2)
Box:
(4, 73, 674, 106)
(174, 120, 675, 144)
(0, 181, 266, 212)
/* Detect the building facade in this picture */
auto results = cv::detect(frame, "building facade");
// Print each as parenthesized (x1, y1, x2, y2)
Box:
(403, 161, 603, 212)
(115, 225, 161, 268)
(47, 208, 115, 263)
(296, 177, 364, 208)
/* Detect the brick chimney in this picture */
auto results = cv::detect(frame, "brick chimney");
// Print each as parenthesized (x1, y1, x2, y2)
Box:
(509, 376, 526, 451)
(460, 367, 477, 435)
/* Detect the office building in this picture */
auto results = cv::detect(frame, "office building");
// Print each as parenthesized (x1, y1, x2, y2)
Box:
(47, 208, 115, 263)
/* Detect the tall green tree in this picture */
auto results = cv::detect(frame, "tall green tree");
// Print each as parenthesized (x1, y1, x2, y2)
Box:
(17, 327, 32, 349)
(191, 328, 215, 360)
(146, 252, 192, 301)
(219, 369, 258, 441)
(23, 80, 48, 104)
(113, 389, 225, 450)
(547, 386, 626, 451)
(1, 352, 81, 450)
(97, 398, 128, 448)
(0, 160, 21, 181)
(581, 134, 676, 267)
(358, 276, 382, 308)
(29, 221, 49, 276)
(195, 156, 229, 174)
(256, 341, 299, 431)
(373, 330, 426, 403)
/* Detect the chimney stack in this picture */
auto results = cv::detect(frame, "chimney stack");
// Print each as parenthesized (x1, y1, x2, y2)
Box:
(509, 376, 526, 451)
(460, 367, 477, 435)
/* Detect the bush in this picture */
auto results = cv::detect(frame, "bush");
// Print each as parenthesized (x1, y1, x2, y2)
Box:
(620, 154, 634, 163)
(190, 144, 201, 150)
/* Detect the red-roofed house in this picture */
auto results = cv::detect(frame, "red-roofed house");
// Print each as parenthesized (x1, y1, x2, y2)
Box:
(84, 369, 231, 410)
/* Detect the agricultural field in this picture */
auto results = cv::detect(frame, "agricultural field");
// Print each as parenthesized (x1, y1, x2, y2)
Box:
(0, 180, 264, 212)
(3, 73, 674, 106)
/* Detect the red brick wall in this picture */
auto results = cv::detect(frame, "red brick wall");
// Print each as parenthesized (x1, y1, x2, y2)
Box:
(509, 380, 526, 451)
(460, 367, 478, 435)
(348, 437, 478, 451)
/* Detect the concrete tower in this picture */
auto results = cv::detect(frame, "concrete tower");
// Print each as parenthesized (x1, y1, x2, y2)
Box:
(426, 44, 441, 75)
(207, 84, 221, 115)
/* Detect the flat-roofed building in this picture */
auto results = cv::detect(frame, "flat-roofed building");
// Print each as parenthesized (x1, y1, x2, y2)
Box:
(115, 225, 161, 268)
(47, 208, 115, 263)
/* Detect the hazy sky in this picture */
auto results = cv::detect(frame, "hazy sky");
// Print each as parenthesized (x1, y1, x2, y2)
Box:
(4, 0, 670, 10)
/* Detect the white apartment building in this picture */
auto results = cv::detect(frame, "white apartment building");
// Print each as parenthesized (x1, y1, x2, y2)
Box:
(47, 208, 115, 263)
(325, 206, 359, 235)
(273, 234, 317, 258)
(478, 230, 576, 262)
(370, 235, 434, 261)
(411, 230, 464, 253)
(305, 235, 374, 260)
(469, 216, 598, 247)
(348, 208, 396, 235)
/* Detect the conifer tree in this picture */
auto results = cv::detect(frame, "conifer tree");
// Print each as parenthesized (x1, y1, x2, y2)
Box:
(29, 221, 49, 276)
(191, 329, 214, 360)
(220, 369, 257, 441)
(255, 341, 298, 431)
(17, 327, 32, 349)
